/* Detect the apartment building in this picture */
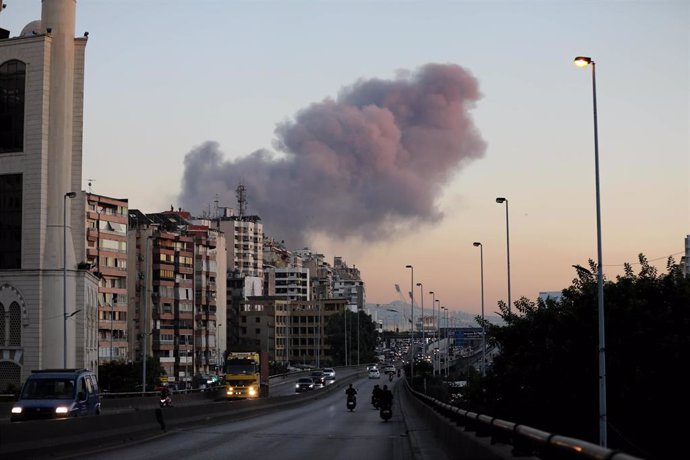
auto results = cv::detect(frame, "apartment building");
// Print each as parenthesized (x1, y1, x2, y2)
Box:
(238, 297, 346, 366)
(84, 193, 129, 363)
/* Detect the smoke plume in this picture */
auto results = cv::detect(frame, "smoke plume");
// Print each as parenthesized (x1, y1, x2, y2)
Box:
(179, 63, 486, 247)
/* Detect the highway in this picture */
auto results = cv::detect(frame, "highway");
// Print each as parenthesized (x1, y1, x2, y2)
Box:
(70, 376, 413, 460)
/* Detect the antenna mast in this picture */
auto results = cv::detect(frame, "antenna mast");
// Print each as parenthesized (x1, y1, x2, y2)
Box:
(236, 183, 247, 217)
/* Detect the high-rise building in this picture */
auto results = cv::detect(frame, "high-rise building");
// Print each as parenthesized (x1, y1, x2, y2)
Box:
(0, 1, 99, 390)
(83, 193, 129, 363)
(129, 209, 226, 387)
(332, 257, 366, 311)
(238, 297, 345, 366)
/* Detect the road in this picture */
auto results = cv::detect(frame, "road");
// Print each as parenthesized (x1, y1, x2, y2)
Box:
(268, 367, 362, 397)
(69, 376, 412, 460)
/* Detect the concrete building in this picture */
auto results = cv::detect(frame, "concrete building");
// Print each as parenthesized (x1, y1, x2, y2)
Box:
(238, 297, 346, 366)
(129, 209, 226, 386)
(83, 193, 129, 363)
(332, 257, 366, 311)
(682, 235, 689, 277)
(0, 1, 99, 391)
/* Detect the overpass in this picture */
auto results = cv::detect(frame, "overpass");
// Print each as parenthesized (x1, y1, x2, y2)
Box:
(0, 367, 644, 460)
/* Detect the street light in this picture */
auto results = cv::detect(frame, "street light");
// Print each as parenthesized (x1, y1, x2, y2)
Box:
(63, 191, 76, 368)
(435, 299, 440, 375)
(473, 242, 486, 377)
(416, 282, 424, 360)
(405, 265, 414, 383)
(440, 306, 447, 377)
(496, 197, 512, 312)
(574, 54, 607, 447)
(429, 291, 435, 375)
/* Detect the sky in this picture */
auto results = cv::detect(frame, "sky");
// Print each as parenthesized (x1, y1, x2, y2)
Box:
(2, 0, 688, 319)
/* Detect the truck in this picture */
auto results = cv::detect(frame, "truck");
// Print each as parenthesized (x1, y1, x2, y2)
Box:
(223, 351, 269, 399)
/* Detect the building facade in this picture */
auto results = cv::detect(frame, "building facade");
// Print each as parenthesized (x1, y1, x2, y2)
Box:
(84, 193, 129, 363)
(0, 1, 99, 391)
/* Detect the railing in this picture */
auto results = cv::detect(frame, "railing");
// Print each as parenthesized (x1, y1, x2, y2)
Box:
(406, 380, 644, 460)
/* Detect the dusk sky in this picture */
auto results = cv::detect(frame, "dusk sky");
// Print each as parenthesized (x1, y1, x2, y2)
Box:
(3, 1, 688, 319)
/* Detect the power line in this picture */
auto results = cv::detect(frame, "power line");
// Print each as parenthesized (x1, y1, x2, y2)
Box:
(603, 251, 684, 267)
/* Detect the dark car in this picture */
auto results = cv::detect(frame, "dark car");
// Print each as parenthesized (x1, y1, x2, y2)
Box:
(11, 368, 101, 422)
(310, 371, 326, 387)
(295, 377, 315, 393)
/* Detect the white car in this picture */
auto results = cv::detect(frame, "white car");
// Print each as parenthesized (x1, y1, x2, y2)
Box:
(368, 368, 381, 379)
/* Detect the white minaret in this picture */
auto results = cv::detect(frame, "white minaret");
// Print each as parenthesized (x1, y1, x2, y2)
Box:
(42, 0, 77, 271)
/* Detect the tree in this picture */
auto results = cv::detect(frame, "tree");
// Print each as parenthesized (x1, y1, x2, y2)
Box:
(464, 255, 690, 459)
(325, 309, 378, 365)
(98, 357, 165, 392)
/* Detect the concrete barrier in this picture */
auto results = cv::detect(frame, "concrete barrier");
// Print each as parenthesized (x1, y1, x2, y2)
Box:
(0, 371, 364, 458)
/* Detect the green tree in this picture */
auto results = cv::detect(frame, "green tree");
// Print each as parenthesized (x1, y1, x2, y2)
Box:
(464, 255, 689, 459)
(98, 357, 164, 392)
(325, 309, 378, 365)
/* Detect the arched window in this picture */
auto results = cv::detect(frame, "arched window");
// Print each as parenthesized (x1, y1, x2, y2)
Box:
(9, 302, 20, 346)
(0, 304, 5, 346)
(0, 60, 26, 153)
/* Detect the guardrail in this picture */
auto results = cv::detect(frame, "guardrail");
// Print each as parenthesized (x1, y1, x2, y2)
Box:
(405, 380, 645, 460)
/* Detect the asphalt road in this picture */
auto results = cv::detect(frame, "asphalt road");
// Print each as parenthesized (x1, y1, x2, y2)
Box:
(68, 375, 412, 460)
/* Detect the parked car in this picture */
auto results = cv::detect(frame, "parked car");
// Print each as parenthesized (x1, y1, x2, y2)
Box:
(368, 368, 381, 379)
(310, 371, 326, 387)
(11, 368, 101, 422)
(295, 377, 315, 393)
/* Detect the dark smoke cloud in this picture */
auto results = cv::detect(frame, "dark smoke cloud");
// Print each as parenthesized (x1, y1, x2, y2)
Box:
(178, 63, 486, 248)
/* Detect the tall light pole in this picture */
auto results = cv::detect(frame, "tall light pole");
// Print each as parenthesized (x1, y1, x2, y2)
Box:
(495, 197, 512, 312)
(63, 191, 76, 368)
(428, 291, 435, 375)
(405, 265, 414, 383)
(440, 307, 447, 377)
(436, 299, 440, 375)
(416, 282, 424, 360)
(473, 242, 486, 377)
(574, 55, 607, 447)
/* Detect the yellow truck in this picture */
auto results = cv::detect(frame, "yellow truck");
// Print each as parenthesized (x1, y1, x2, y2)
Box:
(223, 351, 269, 399)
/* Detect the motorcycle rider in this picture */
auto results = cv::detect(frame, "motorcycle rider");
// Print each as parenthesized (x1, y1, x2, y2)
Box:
(345, 384, 357, 400)
(372, 384, 382, 408)
(160, 386, 172, 407)
(380, 384, 393, 409)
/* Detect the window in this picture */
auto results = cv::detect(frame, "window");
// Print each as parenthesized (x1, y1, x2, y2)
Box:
(0, 60, 25, 153)
(0, 174, 22, 269)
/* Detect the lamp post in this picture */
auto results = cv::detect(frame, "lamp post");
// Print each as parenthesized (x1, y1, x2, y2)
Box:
(63, 191, 76, 368)
(405, 265, 414, 383)
(574, 55, 607, 447)
(473, 242, 486, 377)
(435, 299, 440, 375)
(416, 282, 424, 361)
(495, 197, 512, 312)
(428, 291, 435, 375)
(440, 306, 446, 377)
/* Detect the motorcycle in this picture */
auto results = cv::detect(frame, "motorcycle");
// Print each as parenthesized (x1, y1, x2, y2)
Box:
(346, 394, 357, 412)
(388, 373, 393, 382)
(379, 403, 392, 422)
(160, 394, 172, 407)
(371, 394, 380, 409)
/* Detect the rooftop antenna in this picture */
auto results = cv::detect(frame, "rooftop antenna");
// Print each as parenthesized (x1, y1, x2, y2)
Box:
(87, 179, 95, 194)
(236, 183, 247, 217)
